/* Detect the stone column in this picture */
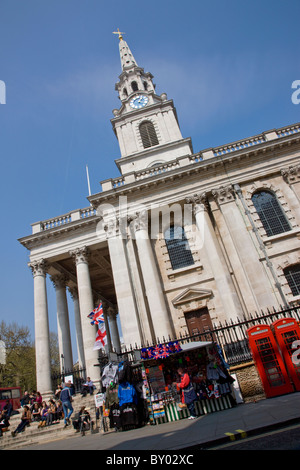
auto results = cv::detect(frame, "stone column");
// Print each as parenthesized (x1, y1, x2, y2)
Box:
(29, 259, 52, 397)
(107, 307, 121, 353)
(211, 185, 261, 314)
(51, 274, 73, 372)
(130, 210, 174, 340)
(187, 194, 243, 322)
(105, 218, 142, 347)
(126, 229, 155, 345)
(68, 286, 85, 370)
(70, 247, 99, 384)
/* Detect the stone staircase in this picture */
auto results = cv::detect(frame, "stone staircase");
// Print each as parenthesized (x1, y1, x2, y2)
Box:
(0, 393, 103, 450)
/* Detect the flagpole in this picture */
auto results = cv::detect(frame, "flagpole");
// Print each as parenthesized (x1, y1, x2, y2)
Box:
(86, 164, 91, 197)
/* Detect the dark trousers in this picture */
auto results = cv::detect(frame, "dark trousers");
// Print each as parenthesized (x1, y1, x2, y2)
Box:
(187, 401, 196, 417)
(15, 419, 29, 434)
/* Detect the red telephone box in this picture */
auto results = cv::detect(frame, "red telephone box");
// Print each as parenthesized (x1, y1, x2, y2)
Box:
(247, 324, 293, 398)
(272, 318, 300, 391)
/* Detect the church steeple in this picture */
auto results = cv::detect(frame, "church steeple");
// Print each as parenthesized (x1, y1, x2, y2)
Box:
(113, 29, 138, 70)
(113, 30, 155, 104)
(111, 31, 193, 175)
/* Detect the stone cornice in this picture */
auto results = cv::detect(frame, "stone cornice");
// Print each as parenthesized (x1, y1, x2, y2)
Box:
(18, 213, 101, 249)
(18, 122, 300, 249)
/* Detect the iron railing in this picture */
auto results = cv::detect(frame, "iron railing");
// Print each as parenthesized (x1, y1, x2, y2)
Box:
(119, 304, 300, 366)
(51, 366, 86, 393)
(50, 305, 300, 385)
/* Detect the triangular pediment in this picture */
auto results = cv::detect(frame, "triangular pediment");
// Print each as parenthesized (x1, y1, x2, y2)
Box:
(172, 288, 213, 306)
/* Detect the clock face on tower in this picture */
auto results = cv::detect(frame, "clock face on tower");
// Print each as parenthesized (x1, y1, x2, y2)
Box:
(129, 94, 149, 109)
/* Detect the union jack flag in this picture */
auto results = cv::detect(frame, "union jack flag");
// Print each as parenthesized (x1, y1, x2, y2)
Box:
(87, 303, 104, 325)
(159, 344, 170, 359)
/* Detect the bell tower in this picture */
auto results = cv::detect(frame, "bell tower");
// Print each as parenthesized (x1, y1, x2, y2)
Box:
(111, 30, 193, 175)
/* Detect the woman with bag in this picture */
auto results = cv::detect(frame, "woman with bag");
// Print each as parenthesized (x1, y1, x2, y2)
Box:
(176, 368, 198, 419)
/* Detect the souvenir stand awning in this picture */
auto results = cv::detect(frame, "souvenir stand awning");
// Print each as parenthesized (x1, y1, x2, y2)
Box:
(134, 340, 235, 425)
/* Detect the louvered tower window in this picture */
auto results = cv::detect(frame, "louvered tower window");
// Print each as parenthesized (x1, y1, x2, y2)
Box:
(139, 121, 159, 148)
(284, 264, 300, 297)
(251, 190, 291, 237)
(165, 225, 194, 270)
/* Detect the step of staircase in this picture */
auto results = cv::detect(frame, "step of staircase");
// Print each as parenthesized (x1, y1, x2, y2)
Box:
(0, 393, 102, 450)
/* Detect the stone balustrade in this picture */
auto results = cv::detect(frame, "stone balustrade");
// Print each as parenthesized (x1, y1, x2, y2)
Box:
(31, 207, 96, 234)
(31, 122, 300, 235)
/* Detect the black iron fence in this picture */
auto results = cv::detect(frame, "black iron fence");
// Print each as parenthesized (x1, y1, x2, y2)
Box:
(51, 366, 86, 393)
(50, 305, 300, 385)
(120, 304, 300, 367)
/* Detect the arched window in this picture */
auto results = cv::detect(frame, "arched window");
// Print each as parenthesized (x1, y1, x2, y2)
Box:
(131, 81, 138, 92)
(251, 190, 291, 237)
(164, 225, 194, 270)
(283, 264, 300, 296)
(139, 121, 159, 148)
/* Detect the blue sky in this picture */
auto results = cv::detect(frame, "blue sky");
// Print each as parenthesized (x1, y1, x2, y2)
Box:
(0, 0, 299, 359)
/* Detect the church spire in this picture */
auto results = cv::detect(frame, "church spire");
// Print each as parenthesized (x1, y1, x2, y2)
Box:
(113, 29, 138, 70)
(111, 30, 193, 173)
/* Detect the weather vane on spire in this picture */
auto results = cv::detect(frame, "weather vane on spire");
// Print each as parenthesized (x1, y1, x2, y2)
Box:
(112, 28, 125, 41)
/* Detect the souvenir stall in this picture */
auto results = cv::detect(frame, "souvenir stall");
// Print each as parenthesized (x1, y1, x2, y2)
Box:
(99, 360, 149, 432)
(138, 340, 236, 425)
(98, 340, 236, 430)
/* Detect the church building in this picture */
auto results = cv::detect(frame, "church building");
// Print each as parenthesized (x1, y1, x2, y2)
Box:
(19, 32, 300, 396)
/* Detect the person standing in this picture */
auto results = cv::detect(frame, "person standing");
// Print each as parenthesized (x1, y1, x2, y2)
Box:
(176, 368, 198, 420)
(60, 382, 74, 428)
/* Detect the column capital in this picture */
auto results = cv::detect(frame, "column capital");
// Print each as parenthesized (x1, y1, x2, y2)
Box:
(68, 285, 79, 300)
(281, 164, 300, 185)
(106, 306, 118, 320)
(28, 259, 49, 277)
(50, 273, 69, 289)
(103, 217, 120, 238)
(185, 192, 209, 214)
(69, 246, 90, 264)
(211, 185, 235, 205)
(128, 209, 149, 233)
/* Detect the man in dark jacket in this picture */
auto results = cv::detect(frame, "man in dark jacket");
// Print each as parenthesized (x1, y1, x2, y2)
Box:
(2, 399, 13, 419)
(60, 383, 74, 428)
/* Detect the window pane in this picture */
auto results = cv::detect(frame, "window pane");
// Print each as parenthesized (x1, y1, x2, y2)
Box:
(252, 191, 291, 236)
(284, 264, 300, 296)
(0, 390, 11, 400)
(165, 226, 194, 270)
(11, 389, 21, 399)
